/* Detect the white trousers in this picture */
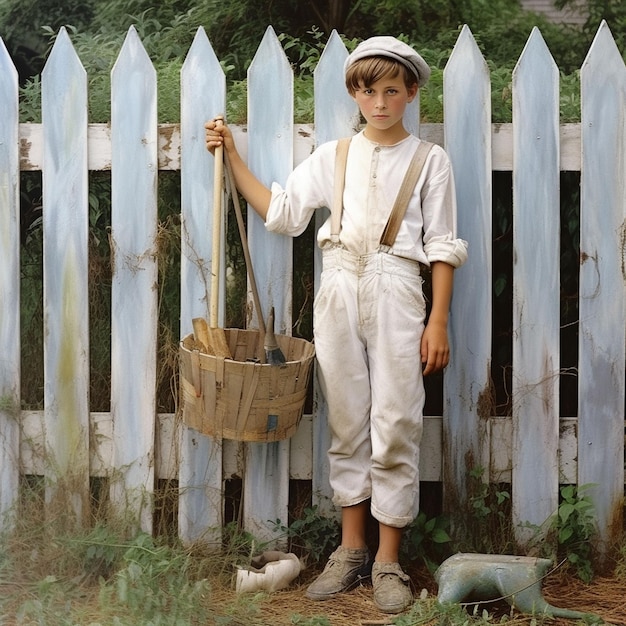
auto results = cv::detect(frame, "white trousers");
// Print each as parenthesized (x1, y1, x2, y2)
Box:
(313, 247, 427, 528)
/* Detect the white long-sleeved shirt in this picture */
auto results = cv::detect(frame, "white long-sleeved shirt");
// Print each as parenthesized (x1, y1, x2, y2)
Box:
(265, 130, 468, 268)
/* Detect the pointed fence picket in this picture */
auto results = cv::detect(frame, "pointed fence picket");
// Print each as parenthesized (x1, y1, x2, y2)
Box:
(442, 25, 492, 513)
(578, 21, 626, 553)
(178, 27, 226, 545)
(244, 26, 294, 543)
(41, 27, 91, 524)
(109, 26, 159, 532)
(511, 28, 561, 545)
(1, 23, 625, 564)
(0, 36, 20, 528)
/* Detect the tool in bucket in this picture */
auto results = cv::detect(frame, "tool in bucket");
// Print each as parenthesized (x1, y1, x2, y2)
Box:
(203, 115, 232, 359)
(222, 149, 286, 366)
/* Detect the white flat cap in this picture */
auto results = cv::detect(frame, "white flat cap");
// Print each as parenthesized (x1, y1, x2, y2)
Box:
(344, 36, 431, 87)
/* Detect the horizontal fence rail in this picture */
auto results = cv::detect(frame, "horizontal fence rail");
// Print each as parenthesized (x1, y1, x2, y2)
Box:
(1, 23, 625, 565)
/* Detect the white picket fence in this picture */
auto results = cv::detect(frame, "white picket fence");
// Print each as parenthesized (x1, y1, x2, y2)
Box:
(1, 22, 625, 564)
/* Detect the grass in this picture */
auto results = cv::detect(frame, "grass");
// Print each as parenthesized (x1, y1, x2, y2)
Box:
(1, 480, 624, 626)
(1, 533, 620, 625)
(0, 487, 239, 624)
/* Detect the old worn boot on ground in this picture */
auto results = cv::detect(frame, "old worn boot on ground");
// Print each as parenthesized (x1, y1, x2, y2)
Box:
(371, 561, 413, 614)
(305, 546, 370, 601)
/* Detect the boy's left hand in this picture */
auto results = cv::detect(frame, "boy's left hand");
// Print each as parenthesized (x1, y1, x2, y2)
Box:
(420, 320, 450, 375)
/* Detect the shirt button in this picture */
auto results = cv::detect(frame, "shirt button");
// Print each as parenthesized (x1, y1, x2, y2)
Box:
(375, 146, 381, 152)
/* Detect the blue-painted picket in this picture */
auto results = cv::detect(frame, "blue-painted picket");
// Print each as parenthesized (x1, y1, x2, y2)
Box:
(0, 35, 19, 530)
(578, 22, 626, 554)
(41, 27, 91, 525)
(109, 26, 159, 532)
(511, 27, 561, 545)
(178, 26, 226, 545)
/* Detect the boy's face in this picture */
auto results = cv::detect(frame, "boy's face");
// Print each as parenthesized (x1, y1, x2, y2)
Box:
(352, 72, 418, 143)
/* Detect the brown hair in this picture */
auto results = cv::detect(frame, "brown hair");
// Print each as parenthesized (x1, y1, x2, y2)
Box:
(345, 56, 417, 95)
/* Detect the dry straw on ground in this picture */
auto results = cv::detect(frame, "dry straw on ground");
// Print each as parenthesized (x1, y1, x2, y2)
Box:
(205, 563, 626, 625)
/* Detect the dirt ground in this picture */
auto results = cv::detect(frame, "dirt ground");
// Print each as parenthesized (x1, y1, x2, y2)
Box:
(212, 564, 626, 625)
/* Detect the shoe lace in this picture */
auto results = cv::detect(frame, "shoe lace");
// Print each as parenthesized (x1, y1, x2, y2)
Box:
(375, 565, 410, 584)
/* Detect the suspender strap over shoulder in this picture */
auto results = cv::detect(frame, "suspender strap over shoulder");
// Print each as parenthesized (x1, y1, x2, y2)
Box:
(331, 137, 434, 248)
(331, 137, 351, 242)
(379, 140, 434, 248)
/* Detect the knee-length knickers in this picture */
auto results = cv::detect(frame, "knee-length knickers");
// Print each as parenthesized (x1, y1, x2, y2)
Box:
(313, 247, 427, 528)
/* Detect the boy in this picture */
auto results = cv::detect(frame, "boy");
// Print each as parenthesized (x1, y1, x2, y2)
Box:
(205, 36, 467, 614)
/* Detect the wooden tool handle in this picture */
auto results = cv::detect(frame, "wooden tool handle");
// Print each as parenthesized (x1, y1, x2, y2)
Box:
(210, 115, 224, 329)
(224, 152, 266, 336)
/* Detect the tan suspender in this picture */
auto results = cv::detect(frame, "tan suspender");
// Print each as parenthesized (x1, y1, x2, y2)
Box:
(331, 138, 434, 248)
(331, 137, 351, 244)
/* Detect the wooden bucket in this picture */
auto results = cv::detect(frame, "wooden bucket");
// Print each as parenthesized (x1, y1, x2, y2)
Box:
(179, 329, 315, 442)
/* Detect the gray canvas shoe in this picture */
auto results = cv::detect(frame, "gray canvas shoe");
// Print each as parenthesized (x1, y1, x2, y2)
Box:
(305, 546, 370, 601)
(372, 561, 413, 614)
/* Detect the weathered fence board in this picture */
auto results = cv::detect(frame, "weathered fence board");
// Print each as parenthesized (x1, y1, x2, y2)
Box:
(442, 26, 492, 512)
(109, 26, 158, 532)
(578, 20, 626, 559)
(244, 26, 294, 543)
(1, 24, 625, 561)
(19, 413, 576, 484)
(16, 122, 586, 173)
(41, 27, 91, 523)
(511, 27, 561, 545)
(178, 26, 226, 545)
(0, 36, 20, 528)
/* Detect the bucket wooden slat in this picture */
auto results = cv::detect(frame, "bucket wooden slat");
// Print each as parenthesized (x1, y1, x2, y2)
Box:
(238, 363, 261, 425)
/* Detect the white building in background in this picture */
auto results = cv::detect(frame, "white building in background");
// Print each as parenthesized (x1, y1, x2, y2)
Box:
(520, 0, 588, 25)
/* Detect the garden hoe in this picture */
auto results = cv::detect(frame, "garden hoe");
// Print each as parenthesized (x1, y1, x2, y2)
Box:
(223, 150, 286, 366)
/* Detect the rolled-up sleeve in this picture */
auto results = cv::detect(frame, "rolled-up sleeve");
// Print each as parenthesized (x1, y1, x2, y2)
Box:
(424, 235, 468, 267)
(264, 182, 311, 236)
(421, 150, 468, 268)
(264, 142, 335, 237)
